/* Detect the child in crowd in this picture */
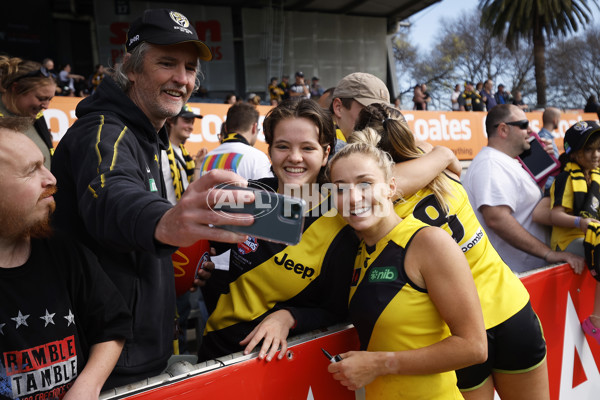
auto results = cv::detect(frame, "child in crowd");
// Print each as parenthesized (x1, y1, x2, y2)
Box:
(548, 121, 600, 343)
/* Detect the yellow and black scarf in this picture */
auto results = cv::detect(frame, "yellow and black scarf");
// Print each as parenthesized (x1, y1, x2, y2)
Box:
(166, 143, 195, 201)
(221, 132, 250, 145)
(584, 222, 600, 281)
(557, 162, 600, 218)
(560, 162, 600, 280)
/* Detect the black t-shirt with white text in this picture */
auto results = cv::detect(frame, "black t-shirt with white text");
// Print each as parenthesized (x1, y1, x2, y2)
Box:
(0, 235, 131, 400)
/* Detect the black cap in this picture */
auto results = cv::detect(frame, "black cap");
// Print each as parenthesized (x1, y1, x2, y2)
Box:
(312, 76, 319, 81)
(465, 80, 474, 86)
(564, 120, 600, 154)
(295, 71, 304, 77)
(178, 103, 203, 119)
(126, 9, 212, 61)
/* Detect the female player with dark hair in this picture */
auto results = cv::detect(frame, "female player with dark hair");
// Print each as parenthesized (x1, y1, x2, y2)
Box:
(199, 99, 359, 362)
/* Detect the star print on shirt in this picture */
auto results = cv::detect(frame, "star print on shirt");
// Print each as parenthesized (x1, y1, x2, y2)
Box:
(0, 323, 5, 335)
(64, 309, 76, 326)
(40, 309, 56, 327)
(11, 310, 30, 329)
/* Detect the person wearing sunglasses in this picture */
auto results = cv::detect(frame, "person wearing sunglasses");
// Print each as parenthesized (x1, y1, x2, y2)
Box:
(464, 104, 585, 273)
(0, 56, 56, 169)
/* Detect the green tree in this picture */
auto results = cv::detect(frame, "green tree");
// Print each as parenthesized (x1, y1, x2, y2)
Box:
(431, 10, 512, 87)
(410, 8, 534, 110)
(479, 0, 598, 108)
(547, 26, 600, 108)
(390, 30, 419, 103)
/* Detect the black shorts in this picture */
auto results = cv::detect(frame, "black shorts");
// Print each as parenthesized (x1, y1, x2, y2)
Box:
(456, 301, 547, 391)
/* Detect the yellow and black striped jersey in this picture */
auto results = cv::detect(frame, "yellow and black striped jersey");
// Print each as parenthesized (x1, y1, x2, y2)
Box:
(349, 215, 462, 399)
(394, 173, 529, 329)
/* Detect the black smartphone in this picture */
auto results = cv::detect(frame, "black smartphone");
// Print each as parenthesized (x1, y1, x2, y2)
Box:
(518, 132, 560, 183)
(212, 185, 306, 245)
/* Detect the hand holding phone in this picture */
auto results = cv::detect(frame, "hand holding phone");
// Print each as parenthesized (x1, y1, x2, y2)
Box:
(212, 184, 306, 245)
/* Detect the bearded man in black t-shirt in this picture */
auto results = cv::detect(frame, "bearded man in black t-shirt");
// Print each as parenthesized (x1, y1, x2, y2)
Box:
(0, 117, 132, 399)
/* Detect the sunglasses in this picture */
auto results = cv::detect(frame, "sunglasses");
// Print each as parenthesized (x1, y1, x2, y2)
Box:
(13, 68, 51, 83)
(494, 119, 529, 130)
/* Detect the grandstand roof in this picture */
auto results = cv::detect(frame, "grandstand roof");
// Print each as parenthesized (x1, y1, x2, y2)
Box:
(53, 0, 439, 20)
(155, 0, 441, 32)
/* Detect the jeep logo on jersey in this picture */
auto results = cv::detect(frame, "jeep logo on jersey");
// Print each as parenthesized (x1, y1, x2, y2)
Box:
(368, 267, 397, 283)
(169, 11, 190, 28)
(274, 253, 315, 279)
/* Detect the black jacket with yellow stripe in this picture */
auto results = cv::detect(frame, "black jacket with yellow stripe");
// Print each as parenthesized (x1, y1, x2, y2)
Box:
(51, 76, 177, 380)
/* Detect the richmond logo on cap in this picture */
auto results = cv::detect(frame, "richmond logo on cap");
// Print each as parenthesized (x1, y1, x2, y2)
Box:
(169, 11, 190, 28)
(574, 121, 588, 132)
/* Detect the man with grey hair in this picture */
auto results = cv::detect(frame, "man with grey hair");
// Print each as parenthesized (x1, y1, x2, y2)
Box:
(52, 9, 253, 388)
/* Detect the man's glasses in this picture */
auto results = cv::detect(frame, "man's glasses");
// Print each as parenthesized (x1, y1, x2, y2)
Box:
(494, 119, 529, 130)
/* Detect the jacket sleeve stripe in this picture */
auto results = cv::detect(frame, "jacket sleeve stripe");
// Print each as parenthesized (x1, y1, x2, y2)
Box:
(94, 115, 105, 173)
(109, 127, 128, 171)
(87, 185, 98, 198)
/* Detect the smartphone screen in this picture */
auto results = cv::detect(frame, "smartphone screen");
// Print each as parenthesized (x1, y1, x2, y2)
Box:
(213, 186, 306, 245)
(518, 134, 560, 183)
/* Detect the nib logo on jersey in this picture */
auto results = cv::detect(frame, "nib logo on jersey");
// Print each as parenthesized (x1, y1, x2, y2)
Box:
(368, 266, 398, 283)
(2, 335, 77, 399)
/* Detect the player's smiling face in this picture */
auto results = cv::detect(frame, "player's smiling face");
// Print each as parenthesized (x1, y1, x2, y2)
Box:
(269, 117, 329, 190)
(330, 153, 396, 238)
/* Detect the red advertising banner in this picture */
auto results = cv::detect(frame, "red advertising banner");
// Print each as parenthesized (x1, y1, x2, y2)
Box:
(111, 326, 361, 400)
(521, 264, 600, 398)
(101, 264, 600, 399)
(44, 98, 598, 161)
